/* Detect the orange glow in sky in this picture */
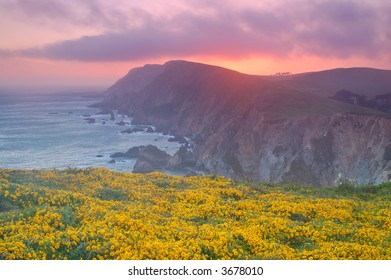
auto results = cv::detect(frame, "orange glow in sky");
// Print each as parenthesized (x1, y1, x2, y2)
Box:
(1, 0, 390, 89)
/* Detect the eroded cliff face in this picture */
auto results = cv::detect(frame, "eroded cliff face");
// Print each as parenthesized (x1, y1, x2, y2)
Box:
(195, 113, 391, 186)
(98, 60, 391, 186)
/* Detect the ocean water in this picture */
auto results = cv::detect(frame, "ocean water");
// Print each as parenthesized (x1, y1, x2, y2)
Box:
(0, 92, 181, 172)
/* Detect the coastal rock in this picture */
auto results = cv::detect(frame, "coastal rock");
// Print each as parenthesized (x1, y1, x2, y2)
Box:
(110, 145, 145, 158)
(110, 146, 145, 159)
(110, 152, 126, 158)
(133, 145, 171, 173)
(197, 113, 391, 186)
(168, 146, 196, 169)
(97, 60, 391, 185)
(168, 135, 188, 144)
(124, 146, 145, 158)
(133, 161, 154, 173)
(84, 118, 95, 124)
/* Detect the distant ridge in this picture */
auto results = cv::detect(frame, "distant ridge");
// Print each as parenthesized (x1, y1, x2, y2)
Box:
(99, 60, 388, 123)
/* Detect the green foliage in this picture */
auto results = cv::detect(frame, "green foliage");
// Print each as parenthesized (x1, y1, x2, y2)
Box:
(96, 187, 126, 201)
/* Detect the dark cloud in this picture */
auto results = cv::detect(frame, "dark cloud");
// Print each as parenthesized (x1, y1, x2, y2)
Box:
(18, 20, 256, 61)
(4, 0, 70, 18)
(4, 0, 391, 62)
(1, 0, 75, 25)
(295, 0, 380, 57)
(0, 0, 145, 31)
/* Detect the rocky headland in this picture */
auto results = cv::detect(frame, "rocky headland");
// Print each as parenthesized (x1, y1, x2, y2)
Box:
(95, 60, 391, 186)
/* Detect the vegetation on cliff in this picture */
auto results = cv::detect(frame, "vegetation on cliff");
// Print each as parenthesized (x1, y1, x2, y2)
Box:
(0, 168, 390, 260)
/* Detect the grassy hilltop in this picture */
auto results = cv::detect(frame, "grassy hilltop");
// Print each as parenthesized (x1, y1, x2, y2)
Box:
(0, 168, 390, 260)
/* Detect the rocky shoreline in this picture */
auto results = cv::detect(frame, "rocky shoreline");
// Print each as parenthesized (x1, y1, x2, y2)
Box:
(90, 107, 200, 175)
(109, 143, 200, 176)
(94, 61, 391, 186)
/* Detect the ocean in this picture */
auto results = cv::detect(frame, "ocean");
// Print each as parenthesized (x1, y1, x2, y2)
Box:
(0, 92, 181, 172)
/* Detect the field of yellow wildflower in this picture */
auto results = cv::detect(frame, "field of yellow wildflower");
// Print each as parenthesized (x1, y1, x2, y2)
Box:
(0, 168, 390, 260)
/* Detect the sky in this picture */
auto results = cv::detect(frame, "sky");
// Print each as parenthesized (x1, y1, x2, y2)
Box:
(1, 0, 391, 89)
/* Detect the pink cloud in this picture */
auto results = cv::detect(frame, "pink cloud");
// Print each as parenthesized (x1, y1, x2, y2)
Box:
(1, 0, 389, 64)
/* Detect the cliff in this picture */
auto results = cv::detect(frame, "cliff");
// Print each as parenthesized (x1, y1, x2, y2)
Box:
(97, 60, 391, 186)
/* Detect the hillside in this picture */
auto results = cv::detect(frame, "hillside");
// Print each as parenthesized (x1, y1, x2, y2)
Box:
(265, 67, 391, 98)
(1, 168, 390, 260)
(98, 61, 387, 130)
(96, 61, 391, 186)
